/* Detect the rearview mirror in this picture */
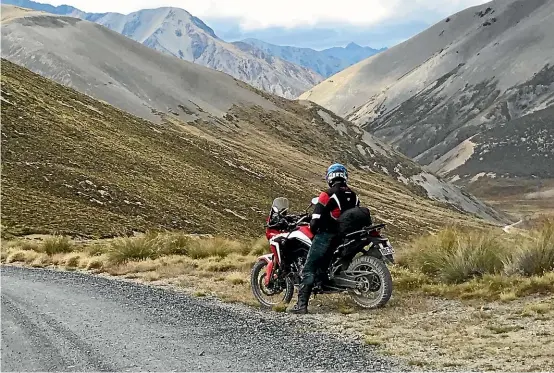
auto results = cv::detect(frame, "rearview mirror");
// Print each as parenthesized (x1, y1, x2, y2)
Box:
(311, 197, 319, 205)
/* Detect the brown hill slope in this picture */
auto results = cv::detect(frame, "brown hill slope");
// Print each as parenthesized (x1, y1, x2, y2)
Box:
(1, 60, 503, 239)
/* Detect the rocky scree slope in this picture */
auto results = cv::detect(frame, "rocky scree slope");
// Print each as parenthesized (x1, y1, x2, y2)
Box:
(430, 105, 554, 184)
(0, 59, 506, 239)
(300, 0, 554, 183)
(237, 39, 385, 78)
(1, 1, 322, 99)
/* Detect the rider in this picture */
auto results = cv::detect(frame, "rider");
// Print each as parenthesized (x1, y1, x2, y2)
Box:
(289, 163, 359, 314)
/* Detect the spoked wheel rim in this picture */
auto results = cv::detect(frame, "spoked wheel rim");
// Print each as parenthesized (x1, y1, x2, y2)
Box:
(252, 262, 291, 307)
(350, 263, 385, 303)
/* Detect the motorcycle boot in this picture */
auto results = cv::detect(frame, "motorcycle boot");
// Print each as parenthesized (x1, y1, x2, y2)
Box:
(289, 284, 312, 314)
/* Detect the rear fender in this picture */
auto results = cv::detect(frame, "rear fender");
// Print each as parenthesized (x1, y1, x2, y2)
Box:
(364, 240, 395, 264)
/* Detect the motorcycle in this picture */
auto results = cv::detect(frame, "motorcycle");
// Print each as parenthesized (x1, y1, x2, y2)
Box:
(250, 197, 394, 309)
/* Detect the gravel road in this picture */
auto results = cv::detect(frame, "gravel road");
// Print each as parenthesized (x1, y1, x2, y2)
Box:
(1, 266, 401, 372)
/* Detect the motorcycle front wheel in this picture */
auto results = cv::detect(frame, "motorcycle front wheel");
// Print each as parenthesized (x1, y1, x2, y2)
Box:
(250, 260, 294, 308)
(347, 255, 393, 309)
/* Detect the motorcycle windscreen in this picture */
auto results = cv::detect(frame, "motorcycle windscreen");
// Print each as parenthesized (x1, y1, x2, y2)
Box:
(271, 197, 289, 213)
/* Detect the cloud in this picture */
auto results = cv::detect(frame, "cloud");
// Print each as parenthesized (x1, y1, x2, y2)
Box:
(48, 0, 490, 30)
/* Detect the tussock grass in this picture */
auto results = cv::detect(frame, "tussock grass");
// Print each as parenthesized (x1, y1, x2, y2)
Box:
(84, 244, 107, 257)
(504, 221, 554, 276)
(499, 291, 517, 302)
(398, 228, 507, 284)
(419, 272, 554, 300)
(522, 301, 553, 315)
(78, 255, 106, 270)
(186, 237, 249, 259)
(2, 224, 552, 303)
(30, 253, 51, 268)
(40, 236, 74, 255)
(107, 232, 160, 264)
(7, 239, 41, 251)
(6, 249, 38, 263)
(398, 221, 554, 290)
(63, 253, 83, 268)
(249, 237, 268, 256)
(105, 232, 253, 264)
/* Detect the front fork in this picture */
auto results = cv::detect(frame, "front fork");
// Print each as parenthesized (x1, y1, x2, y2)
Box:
(257, 253, 277, 286)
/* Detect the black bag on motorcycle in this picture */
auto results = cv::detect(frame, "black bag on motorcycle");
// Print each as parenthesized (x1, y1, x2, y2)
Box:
(337, 206, 372, 236)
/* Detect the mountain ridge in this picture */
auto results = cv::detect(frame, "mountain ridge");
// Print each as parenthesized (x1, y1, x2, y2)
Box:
(299, 0, 554, 185)
(1, 0, 322, 98)
(238, 38, 385, 78)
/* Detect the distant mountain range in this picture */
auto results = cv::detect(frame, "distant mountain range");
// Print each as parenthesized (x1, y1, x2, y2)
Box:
(1, 0, 384, 97)
(236, 39, 385, 78)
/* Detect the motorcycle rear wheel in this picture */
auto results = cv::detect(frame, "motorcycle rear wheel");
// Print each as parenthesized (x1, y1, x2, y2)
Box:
(347, 255, 392, 309)
(250, 260, 294, 308)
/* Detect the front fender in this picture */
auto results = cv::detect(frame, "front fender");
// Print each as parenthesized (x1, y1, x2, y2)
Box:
(257, 253, 274, 263)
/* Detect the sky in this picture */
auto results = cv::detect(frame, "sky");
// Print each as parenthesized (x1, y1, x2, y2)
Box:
(45, 0, 490, 49)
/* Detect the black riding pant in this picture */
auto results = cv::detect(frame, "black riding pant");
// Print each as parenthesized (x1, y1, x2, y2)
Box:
(301, 232, 338, 287)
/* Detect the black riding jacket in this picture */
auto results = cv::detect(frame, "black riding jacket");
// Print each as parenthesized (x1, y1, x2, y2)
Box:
(310, 181, 359, 234)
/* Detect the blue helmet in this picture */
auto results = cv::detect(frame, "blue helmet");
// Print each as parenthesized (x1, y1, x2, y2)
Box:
(326, 163, 348, 186)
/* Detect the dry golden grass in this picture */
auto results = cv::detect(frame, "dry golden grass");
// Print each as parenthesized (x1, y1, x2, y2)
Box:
(363, 337, 383, 346)
(2, 230, 553, 372)
(40, 236, 75, 255)
(2, 224, 553, 303)
(225, 271, 247, 285)
(397, 220, 554, 295)
(6, 249, 38, 263)
(30, 253, 51, 268)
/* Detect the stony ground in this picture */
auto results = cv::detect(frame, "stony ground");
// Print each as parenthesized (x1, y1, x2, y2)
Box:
(1, 266, 404, 372)
(128, 271, 554, 372)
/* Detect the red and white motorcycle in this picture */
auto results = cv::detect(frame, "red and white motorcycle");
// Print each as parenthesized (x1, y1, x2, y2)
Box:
(250, 197, 394, 310)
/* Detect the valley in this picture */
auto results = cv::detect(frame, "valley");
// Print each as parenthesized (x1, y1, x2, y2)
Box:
(1, 1, 553, 371)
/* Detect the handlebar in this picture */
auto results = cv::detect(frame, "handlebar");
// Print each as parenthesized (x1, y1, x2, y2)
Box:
(265, 212, 311, 230)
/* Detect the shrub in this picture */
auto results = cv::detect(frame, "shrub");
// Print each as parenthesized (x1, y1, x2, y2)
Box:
(107, 232, 159, 264)
(399, 228, 507, 283)
(504, 220, 554, 276)
(40, 236, 74, 255)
